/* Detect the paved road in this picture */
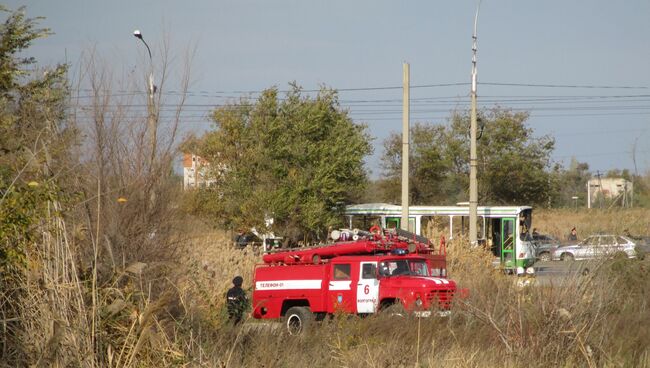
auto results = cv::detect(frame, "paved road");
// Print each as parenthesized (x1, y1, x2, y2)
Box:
(534, 260, 586, 274)
(530, 258, 650, 285)
(532, 260, 596, 285)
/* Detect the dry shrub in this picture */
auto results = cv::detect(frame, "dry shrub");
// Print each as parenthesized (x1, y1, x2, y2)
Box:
(159, 213, 649, 368)
(0, 203, 93, 367)
(172, 226, 260, 321)
(446, 234, 503, 283)
(1, 40, 202, 366)
(6, 124, 650, 368)
(534, 208, 650, 241)
(6, 204, 650, 367)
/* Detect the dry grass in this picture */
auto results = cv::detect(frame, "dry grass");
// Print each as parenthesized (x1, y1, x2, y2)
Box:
(3, 208, 650, 367)
(534, 208, 650, 242)
(168, 209, 650, 367)
(0, 202, 93, 367)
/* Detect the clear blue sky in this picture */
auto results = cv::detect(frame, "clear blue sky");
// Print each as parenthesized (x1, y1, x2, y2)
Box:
(10, 0, 650, 178)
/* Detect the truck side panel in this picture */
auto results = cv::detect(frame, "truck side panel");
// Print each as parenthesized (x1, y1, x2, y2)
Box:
(326, 261, 359, 314)
(253, 264, 329, 319)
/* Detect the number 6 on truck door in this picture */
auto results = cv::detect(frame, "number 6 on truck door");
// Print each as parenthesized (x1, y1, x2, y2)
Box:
(357, 262, 379, 313)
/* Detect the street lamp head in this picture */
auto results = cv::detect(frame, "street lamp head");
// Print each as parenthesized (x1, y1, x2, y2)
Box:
(133, 29, 153, 61)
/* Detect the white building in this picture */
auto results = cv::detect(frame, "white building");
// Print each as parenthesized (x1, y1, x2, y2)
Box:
(586, 177, 633, 208)
(183, 153, 216, 189)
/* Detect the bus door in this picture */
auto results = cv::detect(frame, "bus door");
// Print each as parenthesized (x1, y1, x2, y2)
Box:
(501, 218, 516, 268)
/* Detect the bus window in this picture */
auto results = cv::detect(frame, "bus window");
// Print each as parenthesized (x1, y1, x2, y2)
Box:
(502, 218, 516, 265)
(349, 215, 382, 232)
(408, 218, 415, 233)
(386, 217, 416, 232)
(477, 216, 485, 242)
(421, 216, 449, 244)
(490, 218, 501, 257)
(386, 217, 400, 230)
(451, 216, 468, 238)
(503, 220, 514, 249)
(518, 209, 532, 240)
(452, 215, 483, 239)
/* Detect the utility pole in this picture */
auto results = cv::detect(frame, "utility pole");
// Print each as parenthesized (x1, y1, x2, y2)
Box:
(469, 1, 482, 246)
(401, 62, 410, 231)
(596, 170, 604, 209)
(133, 30, 157, 172)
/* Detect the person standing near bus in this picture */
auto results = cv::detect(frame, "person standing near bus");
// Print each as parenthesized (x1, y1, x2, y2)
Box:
(568, 227, 578, 241)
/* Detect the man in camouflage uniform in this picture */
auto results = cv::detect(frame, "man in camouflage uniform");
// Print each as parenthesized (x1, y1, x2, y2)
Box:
(226, 276, 248, 324)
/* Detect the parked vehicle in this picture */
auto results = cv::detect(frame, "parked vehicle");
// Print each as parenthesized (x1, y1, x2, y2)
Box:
(629, 236, 650, 260)
(252, 228, 458, 334)
(531, 233, 561, 262)
(551, 235, 638, 261)
(233, 229, 283, 250)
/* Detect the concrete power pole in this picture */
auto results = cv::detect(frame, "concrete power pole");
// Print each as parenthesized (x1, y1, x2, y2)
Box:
(401, 62, 410, 231)
(469, 2, 482, 246)
(147, 67, 157, 170)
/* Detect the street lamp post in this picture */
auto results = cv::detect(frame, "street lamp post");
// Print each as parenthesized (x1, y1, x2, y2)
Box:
(133, 30, 157, 171)
(469, 0, 482, 247)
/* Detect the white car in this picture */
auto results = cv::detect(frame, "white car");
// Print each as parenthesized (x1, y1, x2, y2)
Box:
(551, 235, 637, 261)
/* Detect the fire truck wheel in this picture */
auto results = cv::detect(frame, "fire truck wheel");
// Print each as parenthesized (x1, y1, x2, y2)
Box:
(284, 306, 312, 335)
(380, 301, 406, 317)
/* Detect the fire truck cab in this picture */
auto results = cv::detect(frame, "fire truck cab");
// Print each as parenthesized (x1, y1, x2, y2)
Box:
(252, 229, 457, 334)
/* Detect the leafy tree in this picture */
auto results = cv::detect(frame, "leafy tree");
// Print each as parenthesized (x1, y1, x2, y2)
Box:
(472, 109, 554, 205)
(380, 108, 555, 206)
(0, 8, 81, 365)
(0, 7, 74, 272)
(631, 172, 650, 208)
(550, 158, 591, 207)
(380, 123, 457, 204)
(188, 85, 372, 242)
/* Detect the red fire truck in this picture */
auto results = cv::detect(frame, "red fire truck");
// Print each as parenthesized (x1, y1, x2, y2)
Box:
(252, 228, 458, 334)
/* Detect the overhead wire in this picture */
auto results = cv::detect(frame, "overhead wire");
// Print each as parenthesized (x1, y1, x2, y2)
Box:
(71, 81, 649, 99)
(70, 82, 650, 126)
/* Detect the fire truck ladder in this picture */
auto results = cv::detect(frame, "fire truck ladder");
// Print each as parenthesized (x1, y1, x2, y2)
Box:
(262, 228, 436, 265)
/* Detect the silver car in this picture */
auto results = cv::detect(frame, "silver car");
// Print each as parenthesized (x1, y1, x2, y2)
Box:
(551, 235, 637, 261)
(531, 233, 561, 262)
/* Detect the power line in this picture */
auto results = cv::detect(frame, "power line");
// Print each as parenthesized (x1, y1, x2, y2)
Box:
(70, 94, 650, 112)
(349, 111, 650, 121)
(554, 149, 650, 159)
(481, 82, 649, 90)
(552, 128, 646, 137)
(72, 81, 649, 99)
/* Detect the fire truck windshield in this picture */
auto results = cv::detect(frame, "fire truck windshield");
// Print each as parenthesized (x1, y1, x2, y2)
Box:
(379, 259, 429, 277)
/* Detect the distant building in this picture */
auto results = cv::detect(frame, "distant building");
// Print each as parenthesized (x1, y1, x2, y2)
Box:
(586, 177, 633, 208)
(183, 153, 216, 189)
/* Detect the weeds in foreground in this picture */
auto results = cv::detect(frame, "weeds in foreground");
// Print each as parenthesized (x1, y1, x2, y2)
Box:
(3, 209, 650, 367)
